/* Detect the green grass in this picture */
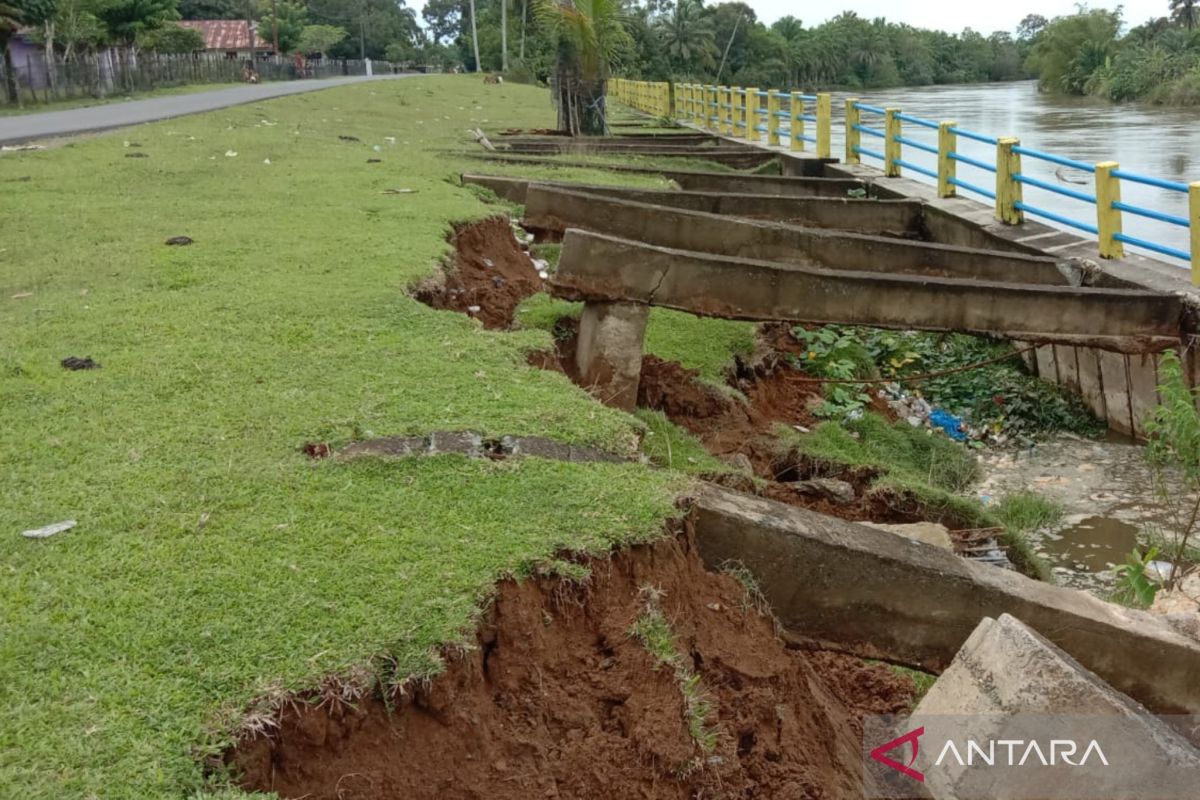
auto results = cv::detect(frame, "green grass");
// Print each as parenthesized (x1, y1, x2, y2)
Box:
(992, 491, 1062, 583)
(629, 604, 719, 755)
(636, 409, 742, 475)
(798, 414, 981, 495)
(0, 75, 693, 800)
(792, 414, 989, 527)
(993, 491, 1065, 534)
(0, 81, 244, 117)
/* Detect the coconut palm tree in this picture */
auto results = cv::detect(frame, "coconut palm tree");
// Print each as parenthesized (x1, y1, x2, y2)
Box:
(657, 0, 715, 73)
(536, 0, 630, 135)
(1171, 0, 1198, 29)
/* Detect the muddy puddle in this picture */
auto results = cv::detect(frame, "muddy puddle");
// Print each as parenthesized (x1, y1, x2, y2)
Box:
(977, 434, 1172, 593)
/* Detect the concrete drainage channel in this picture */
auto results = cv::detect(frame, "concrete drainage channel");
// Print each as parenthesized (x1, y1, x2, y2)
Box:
(221, 147, 1200, 797)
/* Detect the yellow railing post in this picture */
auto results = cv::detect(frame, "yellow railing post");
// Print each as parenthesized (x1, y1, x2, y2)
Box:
(729, 87, 739, 139)
(884, 107, 901, 177)
(1191, 182, 1200, 286)
(845, 98, 861, 164)
(938, 121, 957, 198)
(661, 82, 669, 118)
(816, 93, 832, 158)
(745, 87, 758, 141)
(996, 137, 1024, 225)
(691, 84, 701, 124)
(790, 92, 804, 151)
(1095, 162, 1125, 259)
(722, 86, 733, 135)
(767, 89, 780, 146)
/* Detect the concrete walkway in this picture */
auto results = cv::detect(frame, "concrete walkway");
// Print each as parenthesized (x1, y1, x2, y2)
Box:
(0, 73, 421, 146)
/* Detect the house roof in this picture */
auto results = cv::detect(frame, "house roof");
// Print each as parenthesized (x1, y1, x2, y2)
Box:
(178, 20, 272, 51)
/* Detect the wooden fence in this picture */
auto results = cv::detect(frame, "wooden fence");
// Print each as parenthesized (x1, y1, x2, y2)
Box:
(0, 51, 376, 109)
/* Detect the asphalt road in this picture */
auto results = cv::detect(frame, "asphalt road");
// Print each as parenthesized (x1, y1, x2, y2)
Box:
(0, 73, 420, 146)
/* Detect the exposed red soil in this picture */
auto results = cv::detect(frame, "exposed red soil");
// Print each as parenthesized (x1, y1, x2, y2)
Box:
(412, 216, 544, 330)
(228, 530, 915, 799)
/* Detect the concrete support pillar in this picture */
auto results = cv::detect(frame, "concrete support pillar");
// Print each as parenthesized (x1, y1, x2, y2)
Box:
(574, 301, 649, 411)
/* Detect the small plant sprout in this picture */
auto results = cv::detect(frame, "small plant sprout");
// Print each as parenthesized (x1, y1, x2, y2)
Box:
(1144, 351, 1200, 590)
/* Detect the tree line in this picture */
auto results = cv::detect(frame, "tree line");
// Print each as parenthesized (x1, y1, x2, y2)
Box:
(426, 0, 1037, 89)
(1025, 2, 1200, 104)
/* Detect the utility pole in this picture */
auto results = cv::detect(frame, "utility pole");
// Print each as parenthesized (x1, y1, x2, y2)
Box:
(271, 0, 280, 54)
(715, 13, 741, 84)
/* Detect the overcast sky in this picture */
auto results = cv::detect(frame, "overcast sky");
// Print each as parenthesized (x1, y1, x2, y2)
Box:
(410, 0, 1170, 36)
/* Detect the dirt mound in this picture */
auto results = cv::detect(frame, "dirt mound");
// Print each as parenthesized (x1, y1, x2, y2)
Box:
(412, 216, 543, 329)
(638, 355, 736, 422)
(227, 532, 914, 799)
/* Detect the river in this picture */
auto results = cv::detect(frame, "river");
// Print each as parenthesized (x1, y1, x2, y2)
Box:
(836, 80, 1199, 266)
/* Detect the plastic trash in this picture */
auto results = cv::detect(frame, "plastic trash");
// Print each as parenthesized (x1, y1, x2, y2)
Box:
(928, 409, 968, 441)
(21, 520, 76, 539)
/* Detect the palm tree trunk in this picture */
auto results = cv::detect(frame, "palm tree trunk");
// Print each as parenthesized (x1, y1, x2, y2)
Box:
(44, 21, 56, 93)
(519, 0, 527, 60)
(2, 37, 19, 105)
(469, 0, 481, 72)
(500, 0, 507, 72)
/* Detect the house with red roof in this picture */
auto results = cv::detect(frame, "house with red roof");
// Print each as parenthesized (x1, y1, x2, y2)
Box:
(177, 20, 275, 59)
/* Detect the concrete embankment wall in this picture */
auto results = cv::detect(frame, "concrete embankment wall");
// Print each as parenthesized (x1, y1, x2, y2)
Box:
(785, 156, 1199, 439)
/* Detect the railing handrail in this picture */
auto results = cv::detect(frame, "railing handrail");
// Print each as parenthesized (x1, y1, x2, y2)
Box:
(610, 78, 1199, 284)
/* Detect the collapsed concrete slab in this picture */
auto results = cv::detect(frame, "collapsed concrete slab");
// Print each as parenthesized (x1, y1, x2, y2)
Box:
(525, 185, 1084, 285)
(462, 156, 853, 190)
(689, 486, 1200, 715)
(551, 229, 1182, 353)
(523, 182, 925, 236)
(487, 144, 778, 169)
(901, 614, 1200, 799)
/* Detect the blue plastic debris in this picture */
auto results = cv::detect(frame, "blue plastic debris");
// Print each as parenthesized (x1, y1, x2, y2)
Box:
(928, 409, 967, 442)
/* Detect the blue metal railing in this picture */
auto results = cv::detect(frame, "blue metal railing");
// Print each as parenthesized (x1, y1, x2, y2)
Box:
(649, 81, 1195, 276)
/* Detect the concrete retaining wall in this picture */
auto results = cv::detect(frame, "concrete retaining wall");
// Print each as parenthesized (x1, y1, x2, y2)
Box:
(783, 154, 1200, 440)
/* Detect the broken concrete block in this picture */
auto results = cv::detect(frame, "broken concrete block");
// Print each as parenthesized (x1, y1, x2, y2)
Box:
(691, 486, 1200, 715)
(907, 614, 1200, 799)
(792, 478, 856, 505)
(861, 521, 953, 550)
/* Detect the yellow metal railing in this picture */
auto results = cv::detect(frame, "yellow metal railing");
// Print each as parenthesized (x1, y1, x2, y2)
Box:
(609, 79, 1200, 283)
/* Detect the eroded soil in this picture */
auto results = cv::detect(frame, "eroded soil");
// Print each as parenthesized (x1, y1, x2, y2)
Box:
(412, 216, 544, 329)
(228, 530, 914, 799)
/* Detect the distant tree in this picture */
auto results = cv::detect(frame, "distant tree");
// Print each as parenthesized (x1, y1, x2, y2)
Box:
(1017, 13, 1048, 40)
(47, 0, 105, 60)
(657, 0, 715, 74)
(422, 0, 461, 43)
(1170, 0, 1198, 29)
(1025, 7, 1121, 94)
(177, 0, 240, 18)
(95, 0, 180, 49)
(139, 22, 201, 49)
(297, 22, 344, 55)
(259, 0, 303, 52)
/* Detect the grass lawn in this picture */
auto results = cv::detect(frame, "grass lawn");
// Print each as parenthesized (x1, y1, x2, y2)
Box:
(0, 81, 245, 117)
(0, 76, 696, 799)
